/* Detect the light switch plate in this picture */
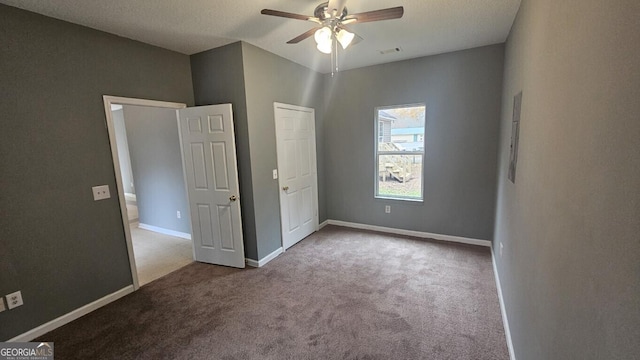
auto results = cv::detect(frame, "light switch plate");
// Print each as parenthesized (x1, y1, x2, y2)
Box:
(92, 185, 110, 201)
(272, 169, 278, 180)
(6, 291, 23, 309)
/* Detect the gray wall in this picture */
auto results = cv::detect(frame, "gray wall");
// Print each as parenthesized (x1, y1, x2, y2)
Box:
(241, 42, 325, 260)
(190, 42, 325, 261)
(123, 105, 191, 233)
(112, 108, 135, 194)
(0, 4, 194, 341)
(189, 42, 258, 259)
(323, 45, 505, 240)
(493, 0, 640, 359)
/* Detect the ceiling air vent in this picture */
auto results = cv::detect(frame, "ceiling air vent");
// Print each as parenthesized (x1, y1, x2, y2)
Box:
(379, 47, 402, 55)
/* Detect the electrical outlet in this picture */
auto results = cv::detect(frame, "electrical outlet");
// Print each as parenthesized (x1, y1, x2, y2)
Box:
(0, 297, 6, 313)
(177, 211, 181, 219)
(385, 205, 391, 214)
(92, 185, 111, 201)
(6, 291, 23, 309)
(500, 242, 504, 257)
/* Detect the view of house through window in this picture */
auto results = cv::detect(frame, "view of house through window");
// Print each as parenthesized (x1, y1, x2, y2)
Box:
(375, 104, 425, 200)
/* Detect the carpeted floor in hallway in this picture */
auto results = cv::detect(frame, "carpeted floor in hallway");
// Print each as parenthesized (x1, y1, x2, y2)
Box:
(130, 225, 193, 286)
(37, 225, 509, 359)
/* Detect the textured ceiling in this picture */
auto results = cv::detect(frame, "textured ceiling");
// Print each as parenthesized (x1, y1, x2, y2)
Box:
(0, 0, 521, 73)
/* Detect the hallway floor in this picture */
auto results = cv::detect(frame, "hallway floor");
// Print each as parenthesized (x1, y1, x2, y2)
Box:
(130, 225, 193, 286)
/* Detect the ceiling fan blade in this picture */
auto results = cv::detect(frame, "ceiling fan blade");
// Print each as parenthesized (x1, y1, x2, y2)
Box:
(287, 27, 321, 44)
(342, 6, 404, 24)
(327, 0, 348, 18)
(261, 9, 320, 23)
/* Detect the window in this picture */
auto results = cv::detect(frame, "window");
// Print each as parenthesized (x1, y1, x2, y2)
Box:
(375, 104, 425, 201)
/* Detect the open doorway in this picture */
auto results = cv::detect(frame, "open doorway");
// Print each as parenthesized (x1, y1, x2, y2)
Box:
(104, 96, 194, 289)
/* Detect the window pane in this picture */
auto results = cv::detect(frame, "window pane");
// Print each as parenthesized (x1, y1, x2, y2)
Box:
(375, 104, 425, 200)
(378, 154, 423, 200)
(377, 106, 425, 152)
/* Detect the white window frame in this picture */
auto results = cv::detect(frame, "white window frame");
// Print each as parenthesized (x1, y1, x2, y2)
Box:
(374, 104, 426, 202)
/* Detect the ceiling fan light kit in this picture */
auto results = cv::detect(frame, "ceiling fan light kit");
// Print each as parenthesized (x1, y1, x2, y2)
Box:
(261, 0, 404, 74)
(316, 40, 333, 54)
(336, 28, 355, 49)
(314, 26, 333, 54)
(313, 26, 354, 54)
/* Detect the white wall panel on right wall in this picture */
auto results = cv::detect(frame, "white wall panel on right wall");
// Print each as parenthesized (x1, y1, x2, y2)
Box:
(493, 0, 640, 359)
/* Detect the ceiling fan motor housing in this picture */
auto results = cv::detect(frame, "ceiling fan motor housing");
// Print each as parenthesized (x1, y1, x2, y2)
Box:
(314, 2, 348, 22)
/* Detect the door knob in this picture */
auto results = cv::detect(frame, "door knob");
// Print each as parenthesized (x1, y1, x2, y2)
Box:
(282, 186, 289, 191)
(229, 195, 237, 202)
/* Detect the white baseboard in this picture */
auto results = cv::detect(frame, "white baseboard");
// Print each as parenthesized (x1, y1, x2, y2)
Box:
(245, 258, 259, 267)
(245, 247, 283, 268)
(8, 285, 134, 342)
(492, 249, 516, 360)
(326, 220, 491, 247)
(138, 223, 191, 240)
(318, 220, 329, 230)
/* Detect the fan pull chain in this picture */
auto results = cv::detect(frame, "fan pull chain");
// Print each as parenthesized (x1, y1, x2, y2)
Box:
(331, 36, 339, 77)
(335, 39, 339, 74)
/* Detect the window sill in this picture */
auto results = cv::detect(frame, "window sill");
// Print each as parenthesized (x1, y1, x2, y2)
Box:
(375, 195, 424, 203)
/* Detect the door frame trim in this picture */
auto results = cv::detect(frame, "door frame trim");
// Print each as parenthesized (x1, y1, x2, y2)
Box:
(102, 95, 186, 290)
(273, 102, 320, 250)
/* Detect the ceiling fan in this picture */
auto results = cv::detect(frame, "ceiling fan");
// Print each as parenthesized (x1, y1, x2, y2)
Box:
(261, 0, 404, 62)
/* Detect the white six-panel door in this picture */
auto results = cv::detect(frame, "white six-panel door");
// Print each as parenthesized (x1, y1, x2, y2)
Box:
(274, 103, 319, 250)
(178, 104, 245, 268)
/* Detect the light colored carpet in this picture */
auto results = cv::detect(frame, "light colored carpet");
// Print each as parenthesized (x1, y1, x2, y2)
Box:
(39, 225, 508, 359)
(130, 225, 193, 286)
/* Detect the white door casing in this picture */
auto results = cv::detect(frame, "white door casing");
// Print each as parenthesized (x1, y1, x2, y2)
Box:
(103, 96, 188, 290)
(274, 103, 319, 250)
(178, 104, 245, 268)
